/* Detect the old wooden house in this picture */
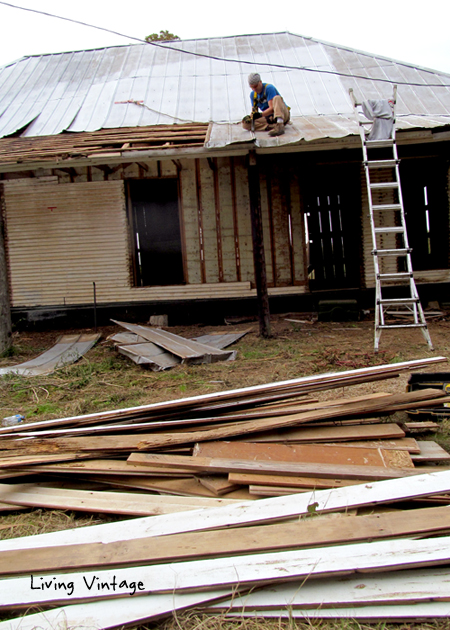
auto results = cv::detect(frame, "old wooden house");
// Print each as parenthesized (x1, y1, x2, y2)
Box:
(0, 32, 449, 326)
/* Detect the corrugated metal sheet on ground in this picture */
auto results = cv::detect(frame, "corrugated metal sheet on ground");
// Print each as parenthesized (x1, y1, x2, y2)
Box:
(112, 321, 234, 364)
(110, 329, 247, 371)
(0, 334, 100, 377)
(1, 32, 449, 140)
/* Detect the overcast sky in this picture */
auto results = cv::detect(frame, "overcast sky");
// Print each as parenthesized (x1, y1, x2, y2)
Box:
(0, 0, 449, 75)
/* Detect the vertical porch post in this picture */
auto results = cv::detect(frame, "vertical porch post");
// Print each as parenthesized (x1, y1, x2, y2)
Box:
(248, 151, 271, 338)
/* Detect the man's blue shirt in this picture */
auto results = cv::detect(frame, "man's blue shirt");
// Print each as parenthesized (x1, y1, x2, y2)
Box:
(250, 83, 281, 111)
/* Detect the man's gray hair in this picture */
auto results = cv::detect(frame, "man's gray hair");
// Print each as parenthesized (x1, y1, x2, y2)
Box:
(248, 72, 261, 86)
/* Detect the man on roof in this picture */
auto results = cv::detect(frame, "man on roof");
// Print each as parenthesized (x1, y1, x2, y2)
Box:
(242, 73, 290, 137)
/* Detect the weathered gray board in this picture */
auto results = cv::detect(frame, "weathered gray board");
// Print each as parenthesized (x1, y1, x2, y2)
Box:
(0, 333, 100, 377)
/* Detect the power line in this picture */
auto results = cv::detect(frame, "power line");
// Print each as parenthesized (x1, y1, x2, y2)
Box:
(1, 1, 450, 88)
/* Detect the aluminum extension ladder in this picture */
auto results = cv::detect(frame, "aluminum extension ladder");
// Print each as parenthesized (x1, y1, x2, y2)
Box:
(349, 87, 433, 352)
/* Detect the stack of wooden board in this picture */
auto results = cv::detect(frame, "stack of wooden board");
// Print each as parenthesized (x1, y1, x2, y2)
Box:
(1, 471, 450, 627)
(0, 357, 448, 515)
(0, 357, 450, 625)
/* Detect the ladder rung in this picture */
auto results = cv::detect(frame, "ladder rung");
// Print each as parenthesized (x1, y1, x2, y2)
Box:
(374, 227, 405, 234)
(372, 204, 402, 211)
(365, 139, 394, 148)
(378, 272, 413, 280)
(378, 324, 429, 330)
(370, 182, 399, 190)
(379, 298, 419, 305)
(373, 248, 411, 256)
(366, 160, 398, 168)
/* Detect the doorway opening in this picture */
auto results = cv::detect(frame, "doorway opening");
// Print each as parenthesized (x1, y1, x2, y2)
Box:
(128, 179, 184, 286)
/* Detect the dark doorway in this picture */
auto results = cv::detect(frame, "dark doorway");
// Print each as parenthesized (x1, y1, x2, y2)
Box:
(303, 164, 362, 291)
(401, 158, 449, 271)
(128, 179, 184, 286)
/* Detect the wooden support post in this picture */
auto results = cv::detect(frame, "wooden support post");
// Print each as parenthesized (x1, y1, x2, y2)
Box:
(248, 151, 271, 338)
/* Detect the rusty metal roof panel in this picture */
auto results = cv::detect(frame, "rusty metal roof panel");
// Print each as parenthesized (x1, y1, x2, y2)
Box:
(0, 32, 449, 140)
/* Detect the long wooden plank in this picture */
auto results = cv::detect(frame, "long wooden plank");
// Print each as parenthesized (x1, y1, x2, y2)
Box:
(1, 535, 450, 608)
(229, 472, 361, 489)
(0, 453, 95, 469)
(2, 504, 449, 576)
(0, 484, 241, 515)
(0, 590, 233, 630)
(2, 470, 450, 553)
(15, 459, 193, 476)
(127, 452, 419, 480)
(321, 438, 420, 453)
(193, 441, 414, 468)
(248, 422, 406, 443)
(0, 356, 445, 435)
(226, 602, 450, 620)
(208, 567, 450, 610)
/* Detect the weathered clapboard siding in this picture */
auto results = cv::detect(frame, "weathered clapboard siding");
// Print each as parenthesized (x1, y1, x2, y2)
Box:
(2, 155, 309, 308)
(179, 160, 202, 284)
(289, 169, 307, 284)
(233, 157, 254, 283)
(198, 159, 219, 284)
(3, 178, 254, 306)
(259, 169, 275, 285)
(217, 157, 239, 283)
(269, 162, 294, 285)
(4, 180, 130, 306)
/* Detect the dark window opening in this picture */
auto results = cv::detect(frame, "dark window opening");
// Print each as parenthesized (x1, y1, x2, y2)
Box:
(128, 179, 184, 286)
(401, 159, 449, 272)
(303, 165, 361, 291)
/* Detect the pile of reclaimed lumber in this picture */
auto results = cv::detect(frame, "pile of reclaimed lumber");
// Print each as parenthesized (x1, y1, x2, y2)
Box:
(0, 356, 450, 626)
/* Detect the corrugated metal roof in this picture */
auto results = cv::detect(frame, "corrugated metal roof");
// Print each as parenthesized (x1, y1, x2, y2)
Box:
(0, 32, 449, 140)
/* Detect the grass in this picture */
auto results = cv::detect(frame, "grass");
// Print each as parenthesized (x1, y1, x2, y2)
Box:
(0, 316, 450, 629)
(155, 613, 450, 630)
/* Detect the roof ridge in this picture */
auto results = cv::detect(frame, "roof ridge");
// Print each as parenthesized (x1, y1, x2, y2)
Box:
(1, 32, 449, 78)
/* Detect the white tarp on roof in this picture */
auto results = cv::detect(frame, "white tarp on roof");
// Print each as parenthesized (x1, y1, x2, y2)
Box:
(206, 114, 450, 149)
